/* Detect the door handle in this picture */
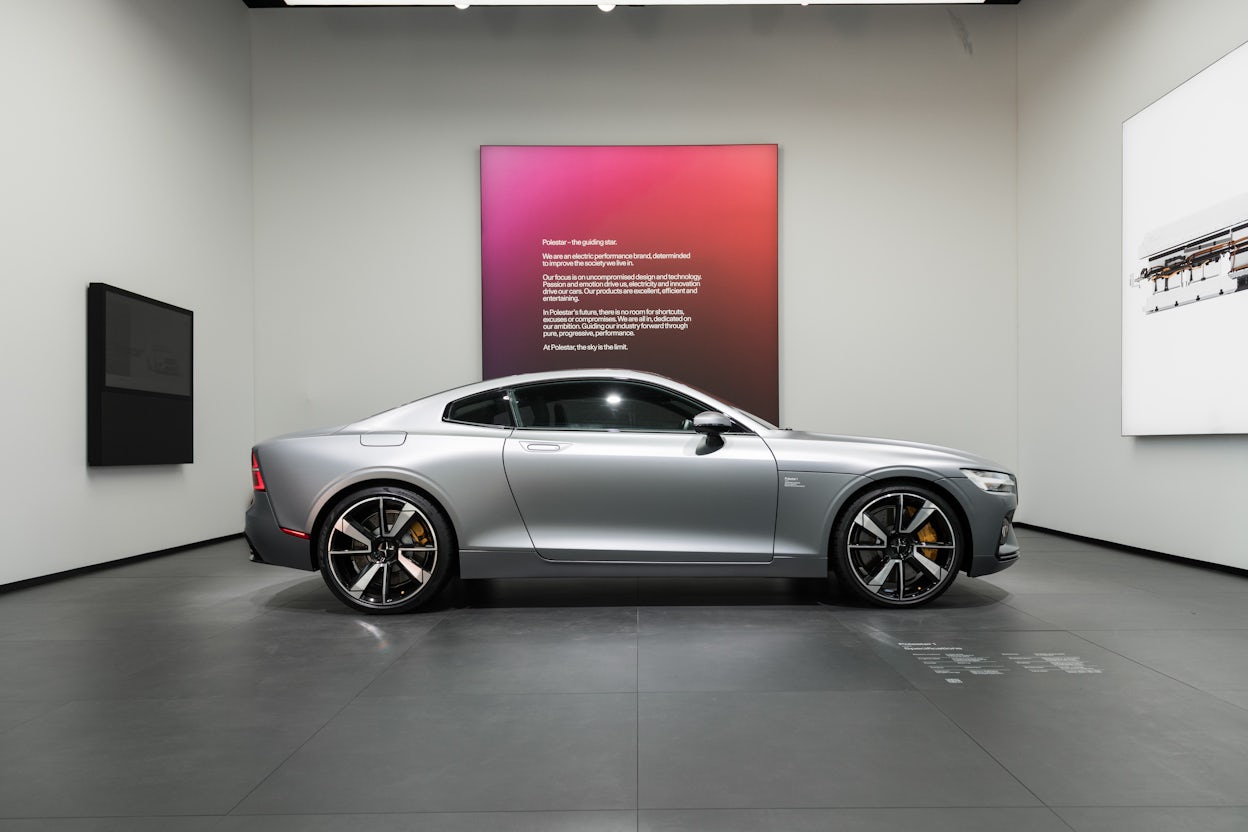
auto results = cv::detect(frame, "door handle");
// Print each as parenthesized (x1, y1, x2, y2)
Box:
(521, 442, 564, 452)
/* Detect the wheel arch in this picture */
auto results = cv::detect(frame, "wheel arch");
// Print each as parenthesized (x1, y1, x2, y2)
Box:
(826, 475, 975, 574)
(308, 476, 460, 563)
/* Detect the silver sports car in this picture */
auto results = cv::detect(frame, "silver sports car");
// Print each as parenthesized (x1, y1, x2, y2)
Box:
(246, 369, 1020, 612)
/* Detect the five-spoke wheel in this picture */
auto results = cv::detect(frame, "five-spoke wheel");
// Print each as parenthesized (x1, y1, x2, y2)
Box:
(831, 485, 963, 607)
(317, 487, 453, 613)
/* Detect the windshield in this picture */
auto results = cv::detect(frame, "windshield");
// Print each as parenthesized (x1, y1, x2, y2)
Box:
(732, 407, 780, 431)
(678, 381, 780, 431)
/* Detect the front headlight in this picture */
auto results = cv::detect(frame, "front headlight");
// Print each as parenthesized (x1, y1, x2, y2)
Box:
(961, 468, 1017, 494)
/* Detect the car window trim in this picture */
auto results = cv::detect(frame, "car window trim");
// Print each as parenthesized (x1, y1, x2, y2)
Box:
(441, 389, 517, 429)
(505, 378, 757, 436)
(442, 418, 514, 431)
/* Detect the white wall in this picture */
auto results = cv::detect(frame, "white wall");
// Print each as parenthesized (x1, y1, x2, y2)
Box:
(11, 1, 1244, 583)
(251, 6, 1019, 473)
(1017, 0, 1248, 568)
(0, 0, 254, 585)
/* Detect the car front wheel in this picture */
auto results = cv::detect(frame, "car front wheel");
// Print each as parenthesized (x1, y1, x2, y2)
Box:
(317, 486, 454, 614)
(831, 485, 964, 607)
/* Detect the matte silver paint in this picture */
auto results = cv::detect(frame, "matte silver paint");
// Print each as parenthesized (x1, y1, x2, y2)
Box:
(504, 431, 777, 563)
(245, 369, 1019, 595)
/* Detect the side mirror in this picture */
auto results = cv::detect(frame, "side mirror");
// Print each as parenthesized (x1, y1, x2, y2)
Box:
(692, 411, 733, 434)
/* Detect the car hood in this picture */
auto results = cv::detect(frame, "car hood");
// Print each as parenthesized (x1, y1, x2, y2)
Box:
(762, 430, 1010, 478)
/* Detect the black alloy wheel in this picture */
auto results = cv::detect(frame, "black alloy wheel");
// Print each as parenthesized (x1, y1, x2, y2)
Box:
(831, 484, 964, 607)
(318, 486, 453, 613)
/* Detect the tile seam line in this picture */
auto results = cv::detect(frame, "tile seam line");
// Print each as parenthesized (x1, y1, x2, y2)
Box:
(634, 802, 1072, 811)
(1067, 630, 1248, 701)
(636, 599, 642, 830)
(915, 685, 1049, 810)
(9, 805, 1248, 821)
(219, 618, 422, 817)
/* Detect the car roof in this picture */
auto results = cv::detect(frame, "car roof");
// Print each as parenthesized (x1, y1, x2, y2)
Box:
(346, 369, 761, 432)
(446, 367, 681, 395)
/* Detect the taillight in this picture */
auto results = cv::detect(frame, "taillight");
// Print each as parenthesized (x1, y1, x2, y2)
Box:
(251, 451, 266, 491)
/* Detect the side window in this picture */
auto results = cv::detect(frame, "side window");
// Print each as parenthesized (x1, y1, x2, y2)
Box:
(512, 380, 708, 432)
(444, 390, 514, 427)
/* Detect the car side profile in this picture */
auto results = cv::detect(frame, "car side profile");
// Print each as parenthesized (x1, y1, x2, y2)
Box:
(245, 369, 1020, 612)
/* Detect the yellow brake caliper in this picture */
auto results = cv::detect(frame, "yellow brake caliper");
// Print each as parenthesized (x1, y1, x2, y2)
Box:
(917, 523, 938, 560)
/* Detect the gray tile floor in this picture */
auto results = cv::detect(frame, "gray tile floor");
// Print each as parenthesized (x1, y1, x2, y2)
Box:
(1, 527, 1247, 830)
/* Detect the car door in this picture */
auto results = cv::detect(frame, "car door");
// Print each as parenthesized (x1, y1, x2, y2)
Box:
(502, 379, 778, 563)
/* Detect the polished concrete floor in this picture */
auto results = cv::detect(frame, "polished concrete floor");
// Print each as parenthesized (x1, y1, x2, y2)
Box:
(1, 527, 1248, 830)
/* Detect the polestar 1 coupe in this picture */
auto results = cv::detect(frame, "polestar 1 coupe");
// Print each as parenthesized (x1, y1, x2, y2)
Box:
(245, 369, 1019, 612)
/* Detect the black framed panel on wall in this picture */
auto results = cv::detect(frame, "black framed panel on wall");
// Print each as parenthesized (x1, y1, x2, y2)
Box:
(86, 283, 193, 466)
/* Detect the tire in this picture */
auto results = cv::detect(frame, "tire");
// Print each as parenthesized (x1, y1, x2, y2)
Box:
(830, 484, 964, 608)
(317, 486, 454, 614)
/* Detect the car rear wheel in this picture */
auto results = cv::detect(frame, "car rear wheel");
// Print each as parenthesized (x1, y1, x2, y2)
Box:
(831, 484, 964, 607)
(318, 486, 453, 614)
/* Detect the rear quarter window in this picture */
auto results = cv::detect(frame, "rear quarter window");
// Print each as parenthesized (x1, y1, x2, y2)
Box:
(444, 390, 514, 427)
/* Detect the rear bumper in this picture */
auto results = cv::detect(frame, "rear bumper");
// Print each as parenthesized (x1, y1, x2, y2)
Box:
(244, 491, 317, 571)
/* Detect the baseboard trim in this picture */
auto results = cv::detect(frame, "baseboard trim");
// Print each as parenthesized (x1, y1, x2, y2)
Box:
(1014, 522, 1248, 578)
(6, 526, 1244, 592)
(0, 533, 245, 594)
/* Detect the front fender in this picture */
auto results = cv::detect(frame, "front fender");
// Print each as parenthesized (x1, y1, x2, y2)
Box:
(774, 468, 981, 572)
(774, 471, 869, 559)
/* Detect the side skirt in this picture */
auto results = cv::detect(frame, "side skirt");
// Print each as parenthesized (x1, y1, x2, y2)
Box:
(459, 549, 827, 579)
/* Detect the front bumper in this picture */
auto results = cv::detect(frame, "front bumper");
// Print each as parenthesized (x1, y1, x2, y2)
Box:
(945, 477, 1020, 578)
(244, 491, 317, 571)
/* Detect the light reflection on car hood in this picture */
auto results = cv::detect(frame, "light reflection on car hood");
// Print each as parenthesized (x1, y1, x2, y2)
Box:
(763, 430, 1008, 477)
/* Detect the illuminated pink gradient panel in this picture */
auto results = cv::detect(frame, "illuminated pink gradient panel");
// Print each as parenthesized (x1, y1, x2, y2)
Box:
(481, 145, 779, 423)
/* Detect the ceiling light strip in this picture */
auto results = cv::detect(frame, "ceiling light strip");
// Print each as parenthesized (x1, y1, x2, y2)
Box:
(286, 0, 988, 6)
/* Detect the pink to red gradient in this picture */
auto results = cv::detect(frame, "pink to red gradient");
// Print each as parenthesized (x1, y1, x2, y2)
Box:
(481, 145, 778, 423)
